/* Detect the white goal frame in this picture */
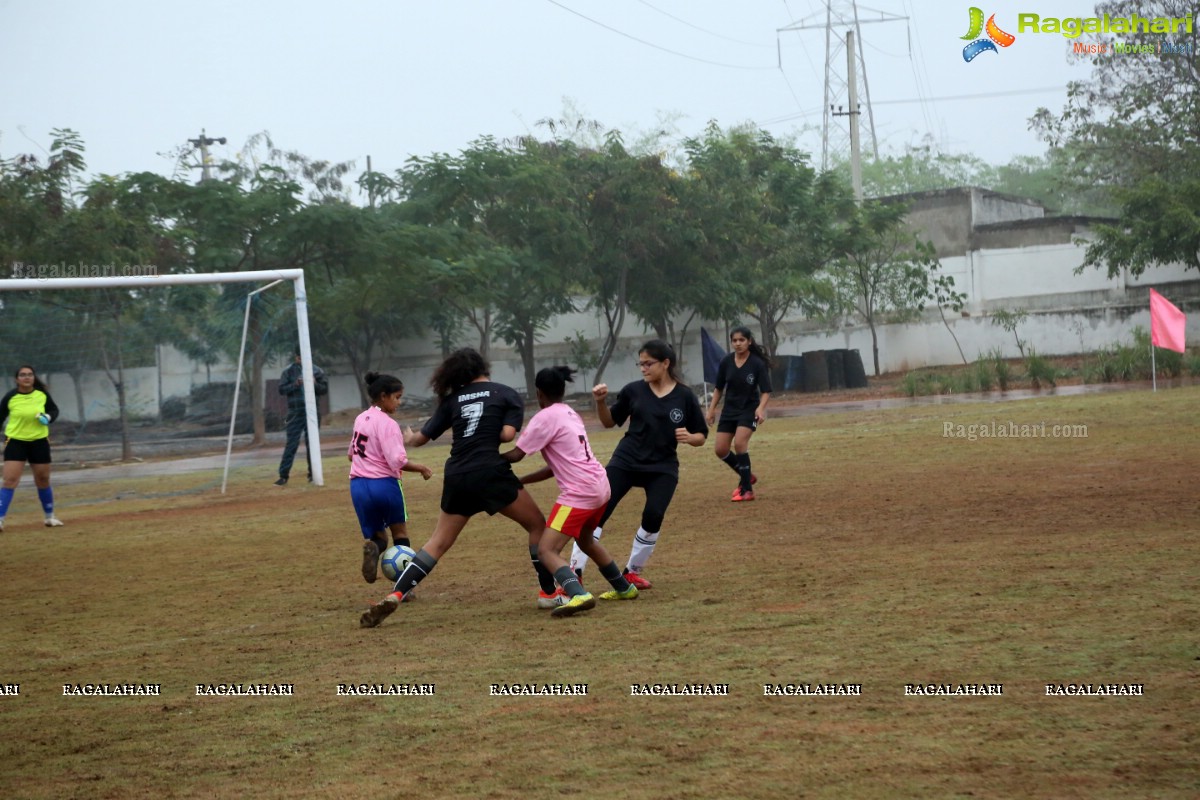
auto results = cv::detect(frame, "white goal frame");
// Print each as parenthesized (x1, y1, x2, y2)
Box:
(0, 269, 324, 490)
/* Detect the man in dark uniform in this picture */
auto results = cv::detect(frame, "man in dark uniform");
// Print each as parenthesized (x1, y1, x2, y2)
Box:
(275, 351, 328, 486)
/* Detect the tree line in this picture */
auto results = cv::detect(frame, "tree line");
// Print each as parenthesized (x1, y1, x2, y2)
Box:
(0, 122, 956, 449)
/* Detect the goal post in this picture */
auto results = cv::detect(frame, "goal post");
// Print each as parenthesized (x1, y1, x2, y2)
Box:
(0, 269, 324, 489)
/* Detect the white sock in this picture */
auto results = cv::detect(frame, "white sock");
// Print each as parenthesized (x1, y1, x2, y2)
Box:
(569, 526, 601, 573)
(626, 527, 659, 574)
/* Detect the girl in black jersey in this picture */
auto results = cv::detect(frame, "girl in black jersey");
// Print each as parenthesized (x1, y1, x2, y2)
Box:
(705, 326, 772, 502)
(569, 339, 708, 590)
(360, 348, 555, 628)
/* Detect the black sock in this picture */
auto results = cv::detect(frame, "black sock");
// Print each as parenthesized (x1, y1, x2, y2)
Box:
(599, 560, 630, 592)
(720, 451, 740, 474)
(553, 565, 586, 598)
(737, 453, 753, 492)
(393, 550, 437, 594)
(392, 536, 410, 549)
(529, 545, 557, 594)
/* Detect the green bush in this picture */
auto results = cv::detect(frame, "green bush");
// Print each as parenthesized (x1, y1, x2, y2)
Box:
(1083, 346, 1120, 384)
(1115, 346, 1150, 380)
(990, 349, 1011, 391)
(902, 371, 957, 397)
(1153, 347, 1183, 378)
(974, 357, 994, 391)
(901, 372, 924, 397)
(901, 369, 986, 397)
(930, 375, 954, 395)
(1120, 327, 1154, 379)
(1082, 326, 1194, 382)
(1025, 348, 1058, 389)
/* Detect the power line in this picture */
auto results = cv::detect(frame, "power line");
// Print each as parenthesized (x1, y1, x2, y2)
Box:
(861, 36, 908, 59)
(544, 0, 776, 70)
(757, 85, 1067, 127)
(776, 68, 815, 126)
(637, 0, 770, 48)
(900, 0, 940, 148)
(758, 83, 1070, 131)
(871, 85, 1067, 106)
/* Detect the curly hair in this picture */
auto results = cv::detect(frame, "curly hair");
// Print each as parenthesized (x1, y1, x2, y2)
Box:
(430, 348, 490, 399)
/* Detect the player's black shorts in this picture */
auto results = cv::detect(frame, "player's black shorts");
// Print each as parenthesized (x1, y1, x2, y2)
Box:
(717, 414, 757, 434)
(3, 437, 52, 464)
(440, 463, 522, 517)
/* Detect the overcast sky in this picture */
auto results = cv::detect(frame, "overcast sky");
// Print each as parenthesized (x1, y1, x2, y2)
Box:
(1, 1, 1117, 194)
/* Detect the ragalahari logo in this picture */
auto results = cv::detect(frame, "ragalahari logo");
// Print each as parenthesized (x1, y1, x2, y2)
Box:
(962, 7, 1016, 61)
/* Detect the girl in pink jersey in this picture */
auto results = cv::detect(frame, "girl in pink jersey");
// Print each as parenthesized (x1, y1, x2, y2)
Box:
(502, 366, 638, 618)
(349, 372, 432, 583)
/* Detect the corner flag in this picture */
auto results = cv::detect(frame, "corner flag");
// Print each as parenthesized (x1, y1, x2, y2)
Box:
(700, 327, 725, 384)
(1149, 289, 1186, 353)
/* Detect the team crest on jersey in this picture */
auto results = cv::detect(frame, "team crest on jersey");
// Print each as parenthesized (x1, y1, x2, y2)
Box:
(669, 408, 684, 424)
(746, 374, 756, 385)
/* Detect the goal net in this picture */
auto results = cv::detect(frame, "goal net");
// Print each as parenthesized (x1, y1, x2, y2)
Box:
(0, 270, 323, 507)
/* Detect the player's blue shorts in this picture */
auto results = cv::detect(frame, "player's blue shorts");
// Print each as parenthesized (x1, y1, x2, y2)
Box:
(349, 477, 408, 538)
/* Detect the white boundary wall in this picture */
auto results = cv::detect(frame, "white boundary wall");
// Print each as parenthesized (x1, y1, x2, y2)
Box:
(772, 244, 1199, 374)
(11, 249, 1198, 416)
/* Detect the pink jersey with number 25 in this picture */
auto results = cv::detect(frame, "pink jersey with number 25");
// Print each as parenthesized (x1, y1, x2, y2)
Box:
(515, 403, 610, 509)
(348, 407, 408, 479)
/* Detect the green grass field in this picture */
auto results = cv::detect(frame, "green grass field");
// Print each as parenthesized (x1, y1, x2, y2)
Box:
(1, 388, 1197, 799)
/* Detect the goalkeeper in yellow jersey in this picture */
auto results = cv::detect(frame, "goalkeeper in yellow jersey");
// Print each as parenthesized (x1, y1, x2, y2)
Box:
(0, 365, 64, 529)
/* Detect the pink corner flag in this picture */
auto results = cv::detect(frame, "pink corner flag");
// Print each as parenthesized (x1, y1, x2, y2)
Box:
(1149, 289, 1186, 353)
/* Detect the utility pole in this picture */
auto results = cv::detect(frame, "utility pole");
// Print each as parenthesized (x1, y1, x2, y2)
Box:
(188, 129, 227, 182)
(366, 154, 375, 209)
(845, 30, 863, 203)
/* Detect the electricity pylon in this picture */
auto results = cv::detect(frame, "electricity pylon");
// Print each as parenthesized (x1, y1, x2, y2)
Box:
(778, 2, 908, 172)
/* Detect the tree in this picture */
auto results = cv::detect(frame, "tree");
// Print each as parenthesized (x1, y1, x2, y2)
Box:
(0, 132, 176, 460)
(991, 308, 1030, 358)
(1031, 0, 1200, 276)
(0, 131, 89, 417)
(290, 201, 431, 405)
(399, 136, 587, 396)
(156, 163, 305, 444)
(223, 131, 355, 204)
(920, 250, 969, 365)
(832, 200, 938, 376)
(561, 132, 710, 383)
(987, 151, 1113, 216)
(682, 124, 853, 359)
(848, 139, 994, 197)
(836, 139, 1112, 216)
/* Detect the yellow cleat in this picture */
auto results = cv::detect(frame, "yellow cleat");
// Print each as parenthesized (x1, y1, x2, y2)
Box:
(550, 592, 595, 618)
(599, 585, 639, 601)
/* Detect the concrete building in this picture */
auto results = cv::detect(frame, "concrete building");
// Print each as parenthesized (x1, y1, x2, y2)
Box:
(772, 186, 1200, 375)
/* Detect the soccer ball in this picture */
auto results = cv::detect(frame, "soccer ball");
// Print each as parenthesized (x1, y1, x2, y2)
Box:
(380, 544, 416, 582)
